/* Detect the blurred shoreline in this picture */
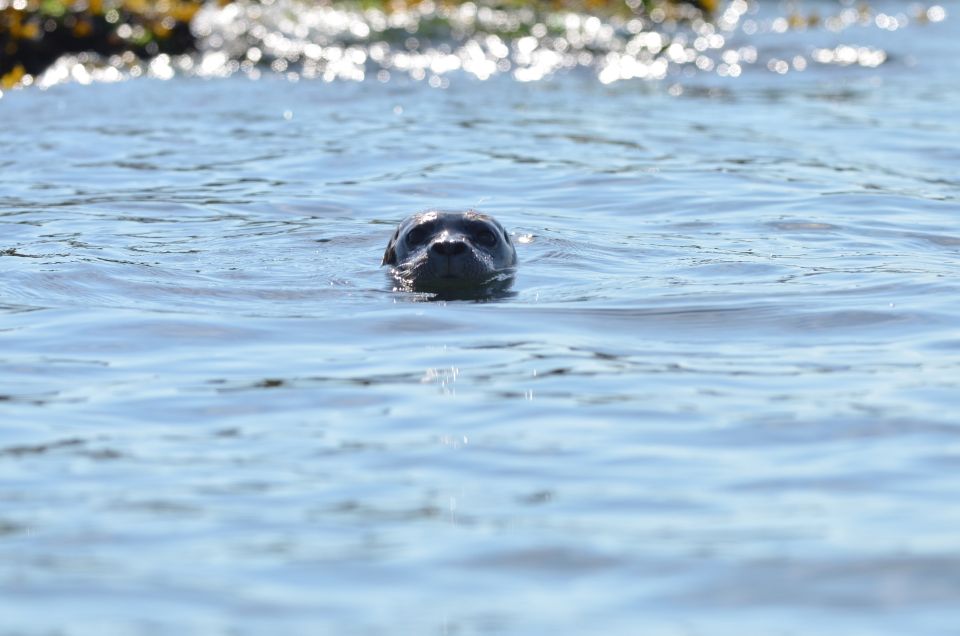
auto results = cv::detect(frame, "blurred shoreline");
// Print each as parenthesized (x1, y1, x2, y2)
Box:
(2, 0, 713, 87)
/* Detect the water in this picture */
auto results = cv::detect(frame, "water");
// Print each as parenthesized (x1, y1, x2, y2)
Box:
(2, 1, 960, 633)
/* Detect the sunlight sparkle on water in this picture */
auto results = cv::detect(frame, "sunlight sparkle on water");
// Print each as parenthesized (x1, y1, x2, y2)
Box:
(21, 0, 950, 89)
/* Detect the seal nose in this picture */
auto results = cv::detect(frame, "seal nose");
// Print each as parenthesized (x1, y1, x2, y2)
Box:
(431, 239, 467, 257)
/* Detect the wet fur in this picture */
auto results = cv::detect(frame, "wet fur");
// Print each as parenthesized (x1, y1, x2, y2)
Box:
(382, 210, 517, 295)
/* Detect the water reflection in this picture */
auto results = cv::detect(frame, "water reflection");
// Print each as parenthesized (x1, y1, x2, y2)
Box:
(2, 5, 960, 633)
(1, 0, 947, 91)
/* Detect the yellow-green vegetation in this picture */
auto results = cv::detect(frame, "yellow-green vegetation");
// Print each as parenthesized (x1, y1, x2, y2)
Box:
(1, 0, 714, 88)
(1, 0, 215, 86)
(379, 0, 716, 14)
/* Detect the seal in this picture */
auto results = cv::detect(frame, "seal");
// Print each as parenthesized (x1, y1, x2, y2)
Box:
(382, 210, 517, 296)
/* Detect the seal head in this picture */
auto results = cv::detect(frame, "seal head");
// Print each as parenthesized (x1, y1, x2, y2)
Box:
(382, 210, 517, 297)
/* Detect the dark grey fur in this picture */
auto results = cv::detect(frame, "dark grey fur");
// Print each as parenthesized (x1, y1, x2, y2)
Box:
(382, 210, 517, 295)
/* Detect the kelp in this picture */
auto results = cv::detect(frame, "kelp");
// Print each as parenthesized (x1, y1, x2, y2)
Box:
(1, 0, 714, 87)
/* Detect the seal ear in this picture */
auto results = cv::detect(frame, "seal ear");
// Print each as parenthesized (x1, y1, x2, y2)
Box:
(382, 228, 400, 266)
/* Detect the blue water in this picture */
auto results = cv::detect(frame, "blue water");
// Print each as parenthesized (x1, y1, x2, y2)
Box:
(2, 1, 959, 634)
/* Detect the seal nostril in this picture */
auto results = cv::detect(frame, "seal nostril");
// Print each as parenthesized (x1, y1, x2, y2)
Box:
(431, 240, 467, 256)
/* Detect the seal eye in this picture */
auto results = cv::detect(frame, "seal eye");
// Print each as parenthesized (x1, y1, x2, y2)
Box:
(474, 229, 497, 248)
(405, 224, 433, 248)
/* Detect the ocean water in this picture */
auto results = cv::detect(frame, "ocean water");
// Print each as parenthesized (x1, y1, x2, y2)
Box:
(1, 1, 959, 634)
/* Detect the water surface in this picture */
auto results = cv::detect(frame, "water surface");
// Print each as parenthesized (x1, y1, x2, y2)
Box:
(2, 1, 959, 634)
